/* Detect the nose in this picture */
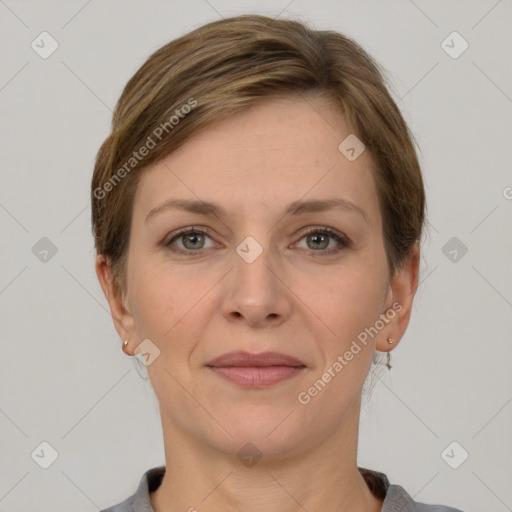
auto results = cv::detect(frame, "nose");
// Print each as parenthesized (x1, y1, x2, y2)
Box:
(221, 239, 292, 329)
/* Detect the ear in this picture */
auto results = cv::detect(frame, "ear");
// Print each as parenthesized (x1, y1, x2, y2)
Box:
(376, 242, 420, 352)
(95, 254, 136, 354)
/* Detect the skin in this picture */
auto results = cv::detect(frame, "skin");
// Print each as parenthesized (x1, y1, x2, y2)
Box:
(96, 95, 420, 512)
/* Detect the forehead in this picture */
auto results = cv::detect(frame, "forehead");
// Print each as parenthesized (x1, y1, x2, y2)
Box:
(133, 96, 381, 226)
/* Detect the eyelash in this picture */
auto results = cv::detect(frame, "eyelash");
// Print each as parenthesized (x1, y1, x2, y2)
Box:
(164, 226, 351, 257)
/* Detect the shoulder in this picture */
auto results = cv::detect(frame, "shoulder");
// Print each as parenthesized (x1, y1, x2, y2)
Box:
(359, 467, 465, 512)
(98, 466, 165, 512)
(383, 483, 465, 512)
(99, 495, 134, 512)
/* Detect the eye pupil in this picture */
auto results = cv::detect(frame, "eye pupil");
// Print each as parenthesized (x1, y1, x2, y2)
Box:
(183, 233, 204, 249)
(308, 233, 329, 250)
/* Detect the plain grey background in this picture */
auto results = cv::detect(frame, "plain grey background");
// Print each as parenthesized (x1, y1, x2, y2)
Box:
(1, 1, 511, 511)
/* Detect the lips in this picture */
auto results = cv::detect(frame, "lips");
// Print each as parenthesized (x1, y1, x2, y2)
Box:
(206, 351, 306, 368)
(206, 351, 306, 388)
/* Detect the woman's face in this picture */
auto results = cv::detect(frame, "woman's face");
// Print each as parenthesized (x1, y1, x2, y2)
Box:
(100, 95, 417, 459)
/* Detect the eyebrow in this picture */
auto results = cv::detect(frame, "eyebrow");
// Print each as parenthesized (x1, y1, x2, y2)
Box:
(145, 197, 369, 224)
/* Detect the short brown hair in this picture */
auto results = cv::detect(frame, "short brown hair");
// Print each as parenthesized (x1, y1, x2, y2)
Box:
(91, 14, 425, 295)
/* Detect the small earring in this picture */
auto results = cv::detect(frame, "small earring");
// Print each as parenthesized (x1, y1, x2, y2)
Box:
(387, 337, 394, 344)
(123, 340, 128, 347)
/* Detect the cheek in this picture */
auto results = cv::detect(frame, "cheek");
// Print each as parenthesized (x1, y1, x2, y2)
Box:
(128, 257, 215, 356)
(131, 274, 174, 337)
(304, 261, 388, 341)
(296, 266, 387, 413)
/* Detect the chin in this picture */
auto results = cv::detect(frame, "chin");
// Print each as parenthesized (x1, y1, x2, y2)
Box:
(204, 407, 311, 460)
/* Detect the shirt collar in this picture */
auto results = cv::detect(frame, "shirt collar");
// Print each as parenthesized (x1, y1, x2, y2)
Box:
(126, 465, 418, 512)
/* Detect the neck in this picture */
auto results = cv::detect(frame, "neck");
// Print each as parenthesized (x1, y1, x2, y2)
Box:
(150, 399, 383, 512)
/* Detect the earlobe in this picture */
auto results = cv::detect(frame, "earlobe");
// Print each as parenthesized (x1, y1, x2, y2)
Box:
(376, 242, 420, 352)
(95, 254, 136, 351)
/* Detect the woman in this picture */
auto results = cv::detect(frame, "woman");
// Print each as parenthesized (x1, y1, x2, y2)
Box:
(92, 14, 464, 512)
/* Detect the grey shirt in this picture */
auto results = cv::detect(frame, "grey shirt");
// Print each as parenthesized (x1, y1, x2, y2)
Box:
(99, 466, 464, 512)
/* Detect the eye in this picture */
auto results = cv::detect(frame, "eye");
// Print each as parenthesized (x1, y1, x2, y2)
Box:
(294, 227, 351, 256)
(165, 227, 218, 254)
(164, 226, 351, 257)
